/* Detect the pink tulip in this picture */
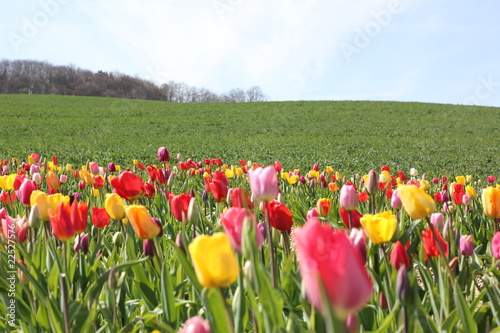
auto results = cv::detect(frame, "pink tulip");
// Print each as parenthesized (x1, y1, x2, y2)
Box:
(459, 235, 474, 256)
(430, 212, 444, 231)
(2, 215, 28, 243)
(492, 232, 500, 260)
(220, 207, 264, 254)
(90, 162, 100, 175)
(339, 182, 358, 210)
(248, 166, 279, 202)
(17, 178, 36, 206)
(306, 207, 319, 220)
(295, 218, 372, 319)
(180, 316, 210, 333)
(390, 189, 402, 209)
(157, 147, 170, 163)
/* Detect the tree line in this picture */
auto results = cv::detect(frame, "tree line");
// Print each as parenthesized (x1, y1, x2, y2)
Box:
(0, 59, 267, 103)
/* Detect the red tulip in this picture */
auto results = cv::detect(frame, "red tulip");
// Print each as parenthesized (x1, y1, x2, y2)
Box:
(71, 201, 88, 234)
(92, 207, 110, 228)
(422, 227, 448, 259)
(213, 170, 229, 187)
(295, 218, 372, 318)
(221, 207, 264, 254)
(229, 188, 253, 209)
(170, 193, 191, 222)
(390, 241, 410, 269)
(49, 202, 75, 241)
(209, 179, 228, 203)
(263, 200, 293, 232)
(339, 207, 362, 229)
(110, 171, 144, 202)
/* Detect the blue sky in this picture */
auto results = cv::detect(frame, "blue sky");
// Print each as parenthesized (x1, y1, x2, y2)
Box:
(2, 0, 500, 106)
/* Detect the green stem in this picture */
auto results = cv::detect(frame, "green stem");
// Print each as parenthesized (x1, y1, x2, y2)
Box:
(265, 201, 277, 288)
(60, 274, 71, 333)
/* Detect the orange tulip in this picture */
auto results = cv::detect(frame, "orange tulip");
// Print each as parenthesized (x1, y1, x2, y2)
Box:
(125, 205, 161, 239)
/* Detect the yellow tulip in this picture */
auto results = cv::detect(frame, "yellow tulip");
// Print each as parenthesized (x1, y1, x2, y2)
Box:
(225, 169, 235, 178)
(235, 167, 244, 176)
(105, 193, 126, 220)
(30, 191, 50, 221)
(419, 179, 431, 191)
(288, 175, 299, 185)
(466, 175, 473, 183)
(80, 170, 95, 185)
(397, 185, 436, 220)
(482, 186, 500, 218)
(466, 186, 478, 199)
(93, 188, 100, 197)
(360, 211, 397, 244)
(27, 155, 35, 165)
(456, 176, 466, 186)
(188, 232, 239, 288)
(124, 205, 161, 239)
(0, 174, 16, 190)
(47, 193, 70, 211)
(325, 166, 334, 175)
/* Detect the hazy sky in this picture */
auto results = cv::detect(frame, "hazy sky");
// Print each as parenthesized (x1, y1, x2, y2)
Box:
(2, 0, 500, 106)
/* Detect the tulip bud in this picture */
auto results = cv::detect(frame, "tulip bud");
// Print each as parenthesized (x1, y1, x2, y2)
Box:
(257, 222, 267, 241)
(152, 218, 163, 237)
(29, 203, 41, 228)
(443, 216, 453, 240)
(175, 233, 185, 252)
(143, 239, 155, 257)
(188, 198, 200, 224)
(379, 292, 388, 310)
(112, 231, 124, 247)
(462, 194, 470, 205)
(390, 189, 402, 209)
(108, 268, 117, 292)
(460, 235, 474, 256)
(167, 171, 176, 186)
(396, 265, 410, 303)
(365, 169, 378, 195)
(448, 256, 459, 271)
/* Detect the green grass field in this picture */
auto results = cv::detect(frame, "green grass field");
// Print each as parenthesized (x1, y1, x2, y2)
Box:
(0, 94, 498, 178)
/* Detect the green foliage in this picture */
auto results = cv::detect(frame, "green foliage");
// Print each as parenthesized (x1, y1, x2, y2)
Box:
(0, 94, 498, 178)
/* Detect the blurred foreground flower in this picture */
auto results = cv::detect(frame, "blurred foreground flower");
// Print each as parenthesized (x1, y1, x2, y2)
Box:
(294, 218, 372, 319)
(179, 316, 210, 333)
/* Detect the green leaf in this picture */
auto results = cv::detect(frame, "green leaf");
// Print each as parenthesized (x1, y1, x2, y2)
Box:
(202, 288, 233, 333)
(161, 262, 178, 328)
(167, 239, 202, 295)
(453, 282, 477, 333)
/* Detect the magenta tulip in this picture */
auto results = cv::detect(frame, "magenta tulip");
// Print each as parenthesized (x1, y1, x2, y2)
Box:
(248, 166, 279, 202)
(157, 147, 170, 163)
(295, 217, 372, 319)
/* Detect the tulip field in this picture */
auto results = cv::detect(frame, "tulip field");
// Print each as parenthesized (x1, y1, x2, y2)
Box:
(1, 94, 500, 332)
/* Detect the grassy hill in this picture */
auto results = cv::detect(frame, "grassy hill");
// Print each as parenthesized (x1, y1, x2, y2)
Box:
(0, 94, 498, 178)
